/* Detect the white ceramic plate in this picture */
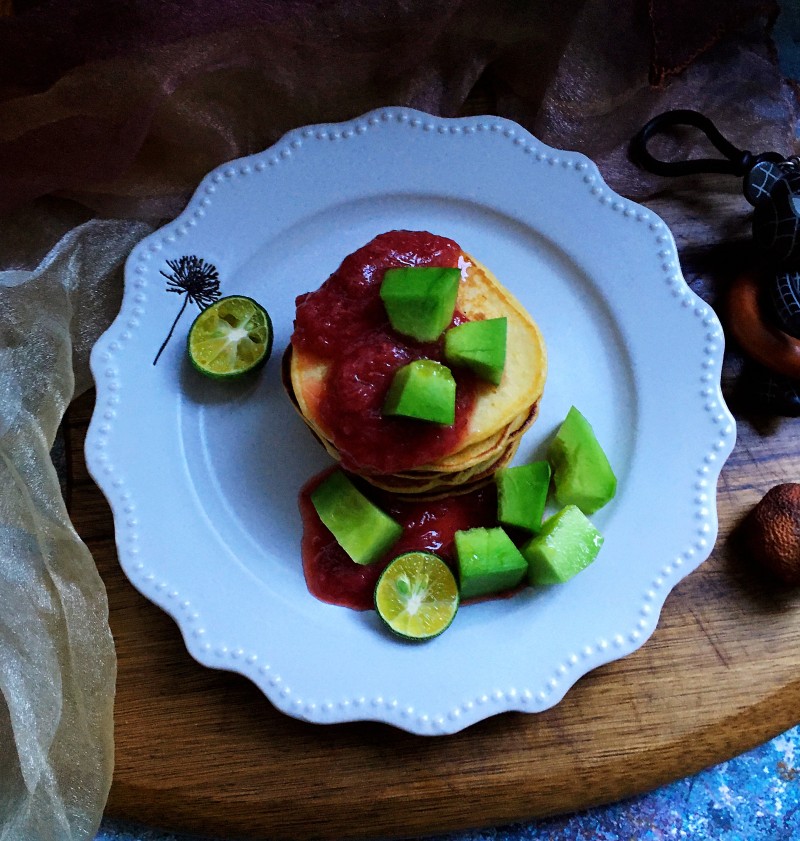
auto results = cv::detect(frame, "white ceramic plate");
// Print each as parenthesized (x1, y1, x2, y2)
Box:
(86, 107, 735, 735)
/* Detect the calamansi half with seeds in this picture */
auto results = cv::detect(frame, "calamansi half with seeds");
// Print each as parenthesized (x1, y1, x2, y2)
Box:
(188, 295, 272, 379)
(374, 552, 459, 641)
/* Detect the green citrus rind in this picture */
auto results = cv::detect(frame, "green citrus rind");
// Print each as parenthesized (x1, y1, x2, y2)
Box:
(374, 551, 460, 641)
(187, 295, 273, 379)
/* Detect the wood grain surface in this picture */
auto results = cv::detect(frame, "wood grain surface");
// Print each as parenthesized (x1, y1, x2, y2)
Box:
(65, 244, 800, 841)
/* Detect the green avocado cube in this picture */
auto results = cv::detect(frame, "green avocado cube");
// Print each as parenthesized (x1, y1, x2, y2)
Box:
(444, 317, 507, 385)
(521, 505, 604, 585)
(311, 470, 402, 565)
(380, 266, 461, 342)
(548, 406, 617, 515)
(496, 460, 552, 534)
(383, 359, 456, 425)
(454, 527, 528, 599)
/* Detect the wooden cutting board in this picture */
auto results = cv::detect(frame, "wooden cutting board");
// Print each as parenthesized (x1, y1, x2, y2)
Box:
(65, 246, 800, 841)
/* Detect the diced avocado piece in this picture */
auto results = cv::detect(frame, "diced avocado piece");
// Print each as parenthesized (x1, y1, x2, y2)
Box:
(548, 406, 617, 515)
(311, 470, 402, 565)
(383, 359, 456, 425)
(444, 317, 507, 385)
(454, 527, 528, 599)
(496, 460, 551, 534)
(521, 505, 604, 585)
(380, 266, 460, 342)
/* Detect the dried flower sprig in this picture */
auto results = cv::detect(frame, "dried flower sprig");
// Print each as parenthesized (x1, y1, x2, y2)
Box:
(153, 255, 221, 365)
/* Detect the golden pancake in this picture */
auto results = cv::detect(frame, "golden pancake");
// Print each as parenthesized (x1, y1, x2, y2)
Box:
(386, 403, 538, 481)
(284, 237, 547, 495)
(365, 428, 526, 499)
(290, 255, 545, 440)
(284, 343, 526, 476)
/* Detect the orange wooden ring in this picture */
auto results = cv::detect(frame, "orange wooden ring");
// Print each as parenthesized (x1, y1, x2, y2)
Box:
(727, 270, 800, 380)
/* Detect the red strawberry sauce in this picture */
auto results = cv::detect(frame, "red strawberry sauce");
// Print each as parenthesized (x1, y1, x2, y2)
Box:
(299, 468, 498, 610)
(291, 230, 479, 474)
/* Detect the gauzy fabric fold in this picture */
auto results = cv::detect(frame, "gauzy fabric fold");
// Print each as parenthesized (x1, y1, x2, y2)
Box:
(0, 1, 796, 838)
(0, 220, 152, 841)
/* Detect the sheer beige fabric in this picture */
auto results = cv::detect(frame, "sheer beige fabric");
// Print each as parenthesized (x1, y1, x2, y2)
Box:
(0, 220, 151, 840)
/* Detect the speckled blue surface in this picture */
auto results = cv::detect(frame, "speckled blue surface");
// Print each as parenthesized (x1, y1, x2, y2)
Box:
(94, 10, 800, 841)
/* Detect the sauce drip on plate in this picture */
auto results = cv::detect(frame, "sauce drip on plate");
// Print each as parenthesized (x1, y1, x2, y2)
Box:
(291, 230, 478, 474)
(299, 469, 498, 610)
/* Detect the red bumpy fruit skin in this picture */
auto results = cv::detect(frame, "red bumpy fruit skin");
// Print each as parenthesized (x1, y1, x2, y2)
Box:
(746, 482, 800, 586)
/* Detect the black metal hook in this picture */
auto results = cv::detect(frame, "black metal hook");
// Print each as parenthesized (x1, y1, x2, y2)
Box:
(629, 109, 782, 177)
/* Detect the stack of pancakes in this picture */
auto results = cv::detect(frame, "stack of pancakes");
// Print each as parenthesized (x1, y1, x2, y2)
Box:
(283, 244, 547, 497)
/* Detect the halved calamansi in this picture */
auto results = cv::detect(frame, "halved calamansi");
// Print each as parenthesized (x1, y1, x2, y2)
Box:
(187, 295, 272, 379)
(374, 552, 459, 640)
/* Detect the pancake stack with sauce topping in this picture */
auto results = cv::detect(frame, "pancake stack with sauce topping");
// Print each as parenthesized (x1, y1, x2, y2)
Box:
(283, 230, 547, 497)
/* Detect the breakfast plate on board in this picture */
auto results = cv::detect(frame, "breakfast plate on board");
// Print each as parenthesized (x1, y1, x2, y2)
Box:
(85, 107, 736, 735)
